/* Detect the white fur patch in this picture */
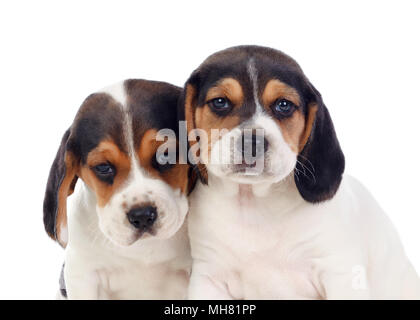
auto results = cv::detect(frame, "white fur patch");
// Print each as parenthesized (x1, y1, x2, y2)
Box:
(99, 81, 127, 108)
(62, 80, 191, 299)
(94, 84, 188, 247)
(207, 111, 296, 185)
(247, 58, 263, 114)
(59, 223, 68, 245)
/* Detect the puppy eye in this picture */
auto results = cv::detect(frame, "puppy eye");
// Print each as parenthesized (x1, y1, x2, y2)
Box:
(209, 97, 232, 114)
(93, 163, 115, 176)
(92, 163, 116, 184)
(272, 99, 296, 117)
(152, 153, 175, 172)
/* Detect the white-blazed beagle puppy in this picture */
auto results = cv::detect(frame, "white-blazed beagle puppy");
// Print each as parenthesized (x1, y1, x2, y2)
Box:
(181, 45, 420, 299)
(43, 79, 192, 299)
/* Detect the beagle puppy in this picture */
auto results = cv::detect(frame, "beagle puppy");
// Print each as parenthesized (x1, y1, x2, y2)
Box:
(181, 45, 420, 299)
(43, 79, 191, 299)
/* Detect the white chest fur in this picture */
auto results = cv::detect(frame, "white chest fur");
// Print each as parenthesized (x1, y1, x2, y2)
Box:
(187, 174, 420, 299)
(64, 184, 191, 299)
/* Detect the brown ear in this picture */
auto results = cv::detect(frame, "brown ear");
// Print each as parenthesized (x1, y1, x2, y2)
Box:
(181, 75, 208, 185)
(43, 129, 78, 247)
(186, 166, 198, 195)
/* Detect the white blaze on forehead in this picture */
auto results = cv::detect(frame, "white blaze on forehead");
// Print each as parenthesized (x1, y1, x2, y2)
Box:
(91, 81, 189, 244)
(99, 81, 128, 108)
(247, 58, 263, 114)
(100, 81, 143, 179)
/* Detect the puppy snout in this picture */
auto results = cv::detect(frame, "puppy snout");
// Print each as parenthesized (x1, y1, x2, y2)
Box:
(127, 205, 157, 230)
(238, 130, 269, 158)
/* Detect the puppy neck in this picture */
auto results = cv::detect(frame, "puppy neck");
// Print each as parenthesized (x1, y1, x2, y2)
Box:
(202, 172, 303, 216)
(206, 171, 299, 199)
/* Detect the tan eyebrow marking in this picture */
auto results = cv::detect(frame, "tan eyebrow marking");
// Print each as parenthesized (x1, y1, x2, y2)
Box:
(205, 78, 244, 107)
(137, 128, 190, 194)
(80, 140, 131, 207)
(262, 79, 301, 109)
(86, 140, 128, 167)
(261, 79, 305, 154)
(137, 128, 160, 177)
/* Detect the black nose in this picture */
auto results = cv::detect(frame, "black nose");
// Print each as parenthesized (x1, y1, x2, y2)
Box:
(238, 131, 269, 158)
(127, 206, 157, 230)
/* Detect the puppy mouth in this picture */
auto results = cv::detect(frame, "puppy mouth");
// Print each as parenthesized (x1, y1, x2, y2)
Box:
(129, 215, 162, 242)
(230, 159, 265, 176)
(129, 203, 170, 241)
(106, 190, 186, 245)
(232, 161, 257, 171)
(135, 225, 157, 238)
(112, 225, 156, 246)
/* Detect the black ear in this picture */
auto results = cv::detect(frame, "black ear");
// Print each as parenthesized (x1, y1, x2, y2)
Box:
(179, 70, 208, 185)
(43, 129, 78, 247)
(295, 86, 345, 203)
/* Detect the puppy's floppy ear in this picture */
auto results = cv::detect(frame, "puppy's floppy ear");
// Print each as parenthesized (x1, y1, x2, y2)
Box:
(180, 70, 208, 185)
(295, 84, 345, 203)
(187, 166, 199, 195)
(43, 129, 78, 247)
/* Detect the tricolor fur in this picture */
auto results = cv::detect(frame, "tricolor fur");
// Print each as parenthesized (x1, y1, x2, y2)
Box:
(43, 79, 192, 299)
(181, 45, 420, 299)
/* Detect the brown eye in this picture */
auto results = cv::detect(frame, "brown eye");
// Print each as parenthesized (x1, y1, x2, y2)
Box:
(94, 163, 114, 175)
(92, 163, 115, 184)
(209, 97, 232, 114)
(272, 99, 296, 117)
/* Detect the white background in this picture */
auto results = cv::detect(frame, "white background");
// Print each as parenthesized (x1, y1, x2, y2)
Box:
(0, 1, 419, 299)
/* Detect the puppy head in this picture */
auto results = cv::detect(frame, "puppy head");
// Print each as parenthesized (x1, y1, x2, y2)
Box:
(44, 79, 190, 247)
(181, 45, 344, 203)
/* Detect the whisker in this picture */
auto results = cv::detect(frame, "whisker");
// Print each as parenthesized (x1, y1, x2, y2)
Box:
(296, 159, 316, 183)
(294, 170, 300, 182)
(297, 154, 315, 172)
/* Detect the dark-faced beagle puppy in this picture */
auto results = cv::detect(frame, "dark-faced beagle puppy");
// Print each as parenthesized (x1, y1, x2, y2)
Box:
(181, 45, 420, 299)
(44, 79, 191, 299)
